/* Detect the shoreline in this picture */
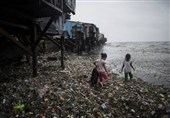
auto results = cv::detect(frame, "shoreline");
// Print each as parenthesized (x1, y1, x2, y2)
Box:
(0, 52, 169, 117)
(101, 41, 170, 89)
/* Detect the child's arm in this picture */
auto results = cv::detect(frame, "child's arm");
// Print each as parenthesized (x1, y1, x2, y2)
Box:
(93, 61, 97, 67)
(103, 63, 108, 75)
(130, 62, 135, 71)
(93, 60, 98, 68)
(120, 63, 124, 73)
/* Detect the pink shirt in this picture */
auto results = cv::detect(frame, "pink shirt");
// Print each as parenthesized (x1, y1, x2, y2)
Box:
(95, 59, 106, 72)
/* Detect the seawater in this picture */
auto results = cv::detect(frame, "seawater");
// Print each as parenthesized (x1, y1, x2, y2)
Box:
(93, 41, 170, 88)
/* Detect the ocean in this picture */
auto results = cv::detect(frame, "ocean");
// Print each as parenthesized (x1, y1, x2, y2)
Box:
(93, 41, 170, 88)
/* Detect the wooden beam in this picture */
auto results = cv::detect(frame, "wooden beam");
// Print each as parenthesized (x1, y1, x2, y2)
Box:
(0, 27, 32, 56)
(46, 35, 62, 48)
(65, 38, 76, 47)
(0, 20, 29, 30)
(35, 16, 57, 47)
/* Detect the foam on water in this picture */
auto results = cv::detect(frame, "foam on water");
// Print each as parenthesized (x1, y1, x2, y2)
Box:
(98, 41, 170, 88)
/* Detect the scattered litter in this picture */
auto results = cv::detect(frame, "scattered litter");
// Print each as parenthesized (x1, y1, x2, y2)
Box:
(0, 52, 169, 117)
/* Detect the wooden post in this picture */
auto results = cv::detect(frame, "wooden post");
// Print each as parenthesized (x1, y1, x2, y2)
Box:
(32, 24, 37, 77)
(43, 38, 46, 53)
(60, 0, 64, 69)
(60, 35, 64, 69)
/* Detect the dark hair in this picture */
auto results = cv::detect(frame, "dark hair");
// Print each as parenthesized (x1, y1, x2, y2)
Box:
(125, 53, 131, 61)
(101, 53, 107, 58)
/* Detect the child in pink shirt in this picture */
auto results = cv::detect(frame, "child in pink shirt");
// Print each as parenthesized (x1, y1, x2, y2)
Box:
(94, 53, 109, 86)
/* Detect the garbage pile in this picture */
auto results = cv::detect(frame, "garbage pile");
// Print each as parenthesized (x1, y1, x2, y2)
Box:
(0, 52, 169, 118)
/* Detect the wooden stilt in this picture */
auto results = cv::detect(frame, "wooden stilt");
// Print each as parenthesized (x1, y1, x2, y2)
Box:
(43, 38, 46, 53)
(60, 36, 64, 69)
(32, 24, 37, 77)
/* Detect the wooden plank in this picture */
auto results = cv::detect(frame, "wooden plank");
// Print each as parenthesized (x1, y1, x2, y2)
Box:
(0, 27, 32, 56)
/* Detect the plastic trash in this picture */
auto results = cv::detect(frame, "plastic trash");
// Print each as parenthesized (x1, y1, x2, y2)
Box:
(101, 102, 108, 109)
(14, 104, 25, 110)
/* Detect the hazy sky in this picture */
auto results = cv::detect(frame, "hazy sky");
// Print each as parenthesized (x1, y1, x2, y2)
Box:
(71, 0, 169, 42)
